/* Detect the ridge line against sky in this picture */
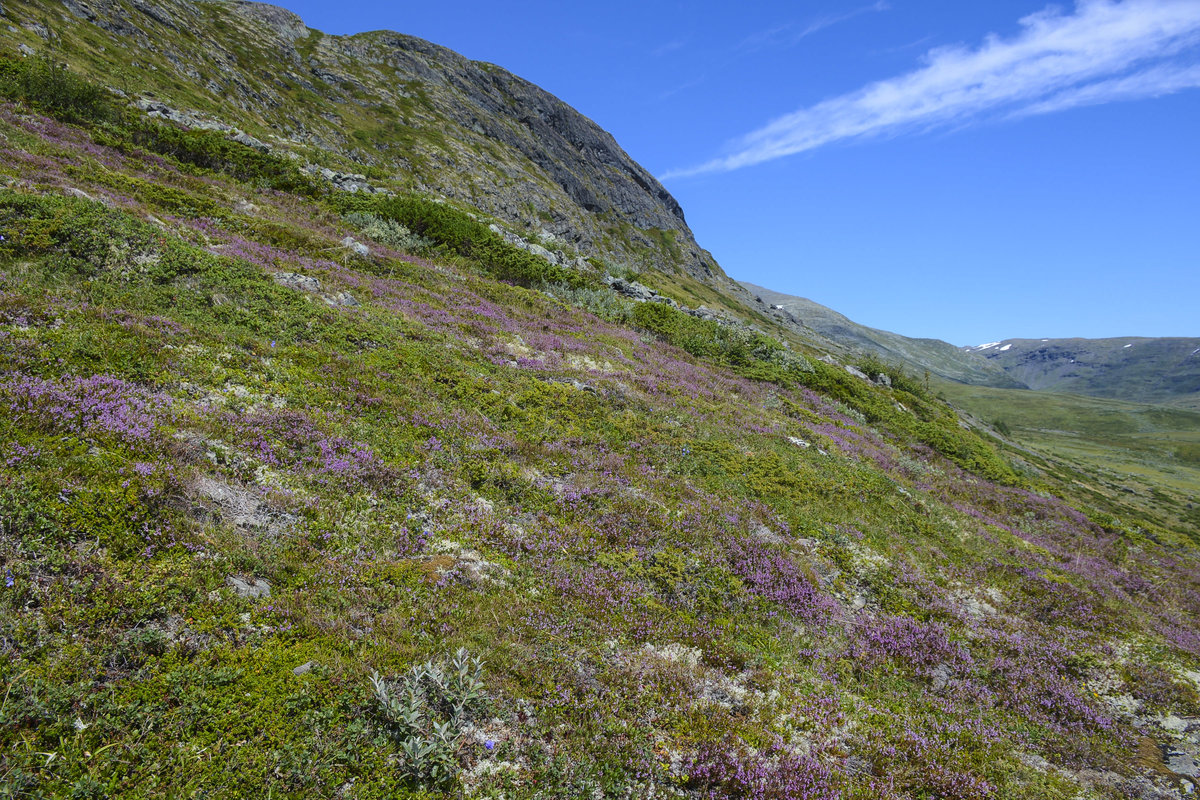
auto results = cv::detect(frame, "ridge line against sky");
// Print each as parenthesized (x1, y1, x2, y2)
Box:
(662, 0, 1200, 180)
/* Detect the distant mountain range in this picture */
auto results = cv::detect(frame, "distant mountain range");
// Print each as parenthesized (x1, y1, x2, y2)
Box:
(741, 282, 1024, 387)
(964, 337, 1200, 410)
(742, 282, 1200, 409)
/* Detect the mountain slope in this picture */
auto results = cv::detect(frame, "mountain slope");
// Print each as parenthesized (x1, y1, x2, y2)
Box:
(966, 337, 1200, 410)
(741, 281, 1025, 388)
(1, 6, 1199, 800)
(2, 0, 723, 282)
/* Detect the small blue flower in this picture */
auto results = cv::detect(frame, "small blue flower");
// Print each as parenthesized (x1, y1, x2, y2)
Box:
(4, 569, 13, 588)
(270, 340, 276, 348)
(484, 740, 495, 751)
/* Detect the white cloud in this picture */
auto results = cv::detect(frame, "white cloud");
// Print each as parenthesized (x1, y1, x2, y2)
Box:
(664, 0, 1200, 179)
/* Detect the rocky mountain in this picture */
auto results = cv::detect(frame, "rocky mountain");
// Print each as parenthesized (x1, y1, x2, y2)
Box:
(2, 3, 1200, 799)
(2, 0, 722, 282)
(965, 337, 1200, 410)
(741, 281, 1025, 388)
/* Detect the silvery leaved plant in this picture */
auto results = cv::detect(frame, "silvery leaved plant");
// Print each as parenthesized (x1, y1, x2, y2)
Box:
(370, 648, 488, 789)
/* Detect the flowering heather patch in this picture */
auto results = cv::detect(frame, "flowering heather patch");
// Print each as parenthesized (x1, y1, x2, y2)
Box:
(682, 738, 840, 800)
(0, 371, 172, 445)
(851, 613, 973, 672)
(226, 408, 399, 493)
(725, 536, 836, 626)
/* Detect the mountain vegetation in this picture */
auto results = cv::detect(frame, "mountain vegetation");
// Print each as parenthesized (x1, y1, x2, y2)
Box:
(0, 3, 1197, 799)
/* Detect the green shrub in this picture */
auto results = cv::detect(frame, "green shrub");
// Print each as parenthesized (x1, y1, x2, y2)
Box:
(335, 194, 594, 289)
(113, 121, 324, 197)
(0, 53, 115, 124)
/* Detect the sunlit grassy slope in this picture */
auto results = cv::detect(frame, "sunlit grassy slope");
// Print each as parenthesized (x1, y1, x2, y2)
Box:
(0, 48, 1198, 800)
(940, 380, 1200, 540)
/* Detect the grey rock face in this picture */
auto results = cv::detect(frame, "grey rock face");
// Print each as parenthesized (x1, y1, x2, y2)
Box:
(191, 475, 298, 537)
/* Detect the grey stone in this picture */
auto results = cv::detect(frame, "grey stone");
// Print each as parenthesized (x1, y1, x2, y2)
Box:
(231, 131, 271, 152)
(63, 187, 95, 201)
(226, 575, 271, 599)
(292, 661, 317, 676)
(608, 277, 656, 302)
(341, 236, 369, 257)
(1168, 746, 1200, 779)
(325, 291, 360, 308)
(873, 372, 892, 387)
(191, 475, 298, 537)
(17, 42, 33, 56)
(845, 365, 870, 381)
(526, 242, 558, 264)
(929, 663, 952, 692)
(273, 271, 321, 293)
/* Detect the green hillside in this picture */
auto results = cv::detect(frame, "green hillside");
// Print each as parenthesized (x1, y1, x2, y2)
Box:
(0, 10, 1198, 800)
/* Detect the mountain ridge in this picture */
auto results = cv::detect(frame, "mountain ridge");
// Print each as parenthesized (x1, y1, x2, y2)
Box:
(739, 280, 1027, 388)
(11, 0, 724, 283)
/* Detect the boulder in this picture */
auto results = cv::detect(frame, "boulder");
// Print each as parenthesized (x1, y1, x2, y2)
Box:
(341, 236, 369, 257)
(273, 272, 321, 293)
(226, 575, 271, 599)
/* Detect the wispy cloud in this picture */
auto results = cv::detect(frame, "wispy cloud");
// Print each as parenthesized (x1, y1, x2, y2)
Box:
(664, 0, 1200, 179)
(737, 2, 890, 54)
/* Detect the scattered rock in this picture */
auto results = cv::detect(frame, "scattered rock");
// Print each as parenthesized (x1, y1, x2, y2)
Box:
(231, 130, 271, 152)
(306, 165, 389, 194)
(1167, 745, 1200, 779)
(526, 242, 558, 264)
(273, 271, 321, 293)
(324, 291, 360, 308)
(341, 236, 369, 257)
(234, 199, 259, 214)
(607, 276, 657, 302)
(788, 436, 811, 449)
(845, 365, 870, 381)
(190, 475, 298, 537)
(18, 42, 33, 56)
(292, 661, 317, 676)
(929, 663, 952, 692)
(226, 575, 271, 599)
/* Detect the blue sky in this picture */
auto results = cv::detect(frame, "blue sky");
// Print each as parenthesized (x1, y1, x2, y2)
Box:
(277, 1, 1199, 345)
